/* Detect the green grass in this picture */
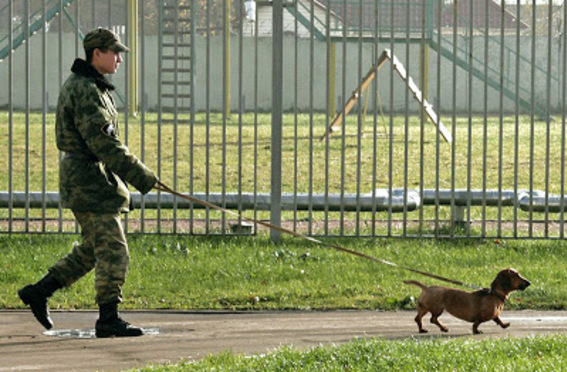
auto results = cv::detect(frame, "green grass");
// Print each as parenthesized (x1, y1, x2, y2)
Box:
(2, 111, 562, 195)
(3, 233, 566, 371)
(1, 234, 563, 310)
(132, 335, 567, 371)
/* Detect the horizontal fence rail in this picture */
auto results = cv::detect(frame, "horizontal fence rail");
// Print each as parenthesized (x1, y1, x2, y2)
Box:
(1, 0, 567, 239)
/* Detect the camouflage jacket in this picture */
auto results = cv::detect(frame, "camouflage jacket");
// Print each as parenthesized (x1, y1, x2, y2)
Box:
(56, 58, 157, 213)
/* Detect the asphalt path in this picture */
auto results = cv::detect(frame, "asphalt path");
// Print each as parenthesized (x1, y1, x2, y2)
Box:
(1, 310, 567, 371)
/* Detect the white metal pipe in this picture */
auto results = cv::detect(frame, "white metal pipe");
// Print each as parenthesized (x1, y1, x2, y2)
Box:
(4, 189, 566, 214)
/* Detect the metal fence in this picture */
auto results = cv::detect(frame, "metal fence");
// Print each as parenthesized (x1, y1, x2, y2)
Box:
(1, 0, 567, 239)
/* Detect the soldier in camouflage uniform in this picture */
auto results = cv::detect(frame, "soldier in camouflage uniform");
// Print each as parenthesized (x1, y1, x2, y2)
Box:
(18, 28, 158, 338)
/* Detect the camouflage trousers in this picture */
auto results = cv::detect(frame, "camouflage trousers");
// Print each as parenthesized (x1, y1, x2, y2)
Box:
(49, 211, 130, 305)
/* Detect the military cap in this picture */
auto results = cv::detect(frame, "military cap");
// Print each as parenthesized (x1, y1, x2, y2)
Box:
(83, 28, 130, 53)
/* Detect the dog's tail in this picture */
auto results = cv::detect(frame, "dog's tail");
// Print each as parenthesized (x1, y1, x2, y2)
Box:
(403, 280, 428, 290)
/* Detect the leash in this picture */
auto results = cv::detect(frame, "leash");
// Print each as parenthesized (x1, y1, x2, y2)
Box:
(154, 181, 485, 290)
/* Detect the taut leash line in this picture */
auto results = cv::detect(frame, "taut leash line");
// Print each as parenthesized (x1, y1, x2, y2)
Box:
(154, 181, 484, 290)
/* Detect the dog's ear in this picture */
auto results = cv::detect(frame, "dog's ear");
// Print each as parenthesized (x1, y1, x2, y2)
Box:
(491, 269, 512, 291)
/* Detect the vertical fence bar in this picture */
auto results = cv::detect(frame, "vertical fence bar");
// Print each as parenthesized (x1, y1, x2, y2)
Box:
(450, 0, 457, 238)
(513, 1, 520, 238)
(173, 1, 180, 234)
(176, 1, 181, 233)
(355, 0, 363, 237)
(128, 0, 138, 116)
(465, 0, 473, 237)
(418, 1, 426, 236)
(58, 0, 64, 233)
(157, 0, 163, 234)
(139, 0, 146, 234)
(223, 0, 230, 119)
(91, 0, 95, 29)
(308, 0, 315, 236)
(435, 0, 442, 238)
(237, 0, 244, 230)
(498, 0, 505, 237)
(205, 0, 211, 234)
(340, 0, 347, 236)
(559, 0, 567, 239)
(544, 1, 552, 238)
(107, 0, 111, 27)
(292, 2, 299, 233)
(403, 1, 410, 237)
(190, 0, 196, 235)
(528, 2, 536, 238)
(8, 0, 14, 232)
(387, 0, 394, 237)
(481, 0, 489, 238)
(324, 3, 331, 236)
(561, 0, 567, 239)
(24, 0, 30, 232)
(123, 0, 130, 234)
(221, 0, 228, 234)
(75, 2, 79, 57)
(75, 0, 81, 234)
(370, 1, 378, 237)
(41, 0, 47, 233)
(253, 5, 259, 235)
(270, 0, 283, 243)
(76, 4, 80, 69)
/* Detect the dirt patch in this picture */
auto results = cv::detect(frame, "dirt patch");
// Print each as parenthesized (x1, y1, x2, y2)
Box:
(2, 310, 567, 371)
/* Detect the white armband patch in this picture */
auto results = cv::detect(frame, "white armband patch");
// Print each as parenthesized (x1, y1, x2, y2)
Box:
(102, 123, 117, 137)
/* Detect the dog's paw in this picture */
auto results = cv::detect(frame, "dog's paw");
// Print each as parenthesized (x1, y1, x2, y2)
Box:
(501, 322, 511, 329)
(419, 329, 428, 334)
(441, 327, 449, 333)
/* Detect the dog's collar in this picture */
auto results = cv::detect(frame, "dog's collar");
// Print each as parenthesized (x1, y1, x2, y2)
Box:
(490, 289, 508, 302)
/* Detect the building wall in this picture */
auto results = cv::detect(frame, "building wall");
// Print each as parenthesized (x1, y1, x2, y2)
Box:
(0, 32, 563, 114)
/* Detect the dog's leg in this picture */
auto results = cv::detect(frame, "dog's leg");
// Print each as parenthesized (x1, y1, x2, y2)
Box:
(493, 317, 510, 329)
(472, 321, 483, 334)
(430, 312, 448, 333)
(415, 304, 428, 333)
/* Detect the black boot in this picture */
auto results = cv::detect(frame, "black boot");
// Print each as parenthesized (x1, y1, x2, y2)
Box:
(95, 301, 144, 338)
(18, 272, 63, 330)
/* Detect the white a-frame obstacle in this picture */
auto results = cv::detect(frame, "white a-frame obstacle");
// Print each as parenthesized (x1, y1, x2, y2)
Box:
(321, 49, 452, 143)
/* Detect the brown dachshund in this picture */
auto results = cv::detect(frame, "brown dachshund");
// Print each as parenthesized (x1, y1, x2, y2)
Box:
(404, 268, 531, 334)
